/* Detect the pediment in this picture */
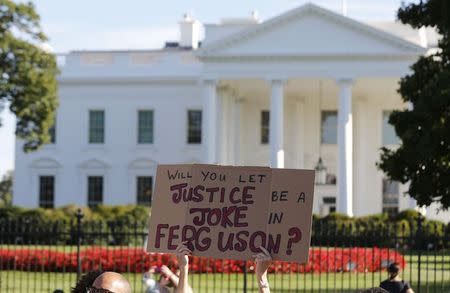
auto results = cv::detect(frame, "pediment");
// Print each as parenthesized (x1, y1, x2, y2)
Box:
(128, 158, 158, 169)
(78, 159, 110, 169)
(198, 3, 425, 58)
(30, 157, 61, 169)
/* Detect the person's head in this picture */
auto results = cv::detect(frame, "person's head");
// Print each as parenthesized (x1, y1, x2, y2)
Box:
(387, 262, 401, 280)
(91, 272, 132, 293)
(72, 271, 104, 293)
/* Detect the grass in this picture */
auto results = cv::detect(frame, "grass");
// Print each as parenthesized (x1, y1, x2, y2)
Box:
(0, 247, 449, 292)
(1, 254, 449, 292)
(1, 270, 449, 293)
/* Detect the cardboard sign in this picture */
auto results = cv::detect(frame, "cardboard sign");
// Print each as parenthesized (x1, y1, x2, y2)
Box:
(147, 164, 315, 263)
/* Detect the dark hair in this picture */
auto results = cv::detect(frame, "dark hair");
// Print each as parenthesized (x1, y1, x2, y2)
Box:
(71, 271, 104, 293)
(361, 288, 389, 293)
(387, 263, 400, 279)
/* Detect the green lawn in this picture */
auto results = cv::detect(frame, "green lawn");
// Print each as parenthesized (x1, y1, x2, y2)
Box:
(1, 250, 449, 292)
(1, 270, 449, 293)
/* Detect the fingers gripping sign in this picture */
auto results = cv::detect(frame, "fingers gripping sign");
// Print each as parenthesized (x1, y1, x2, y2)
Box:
(176, 241, 192, 268)
(174, 241, 194, 293)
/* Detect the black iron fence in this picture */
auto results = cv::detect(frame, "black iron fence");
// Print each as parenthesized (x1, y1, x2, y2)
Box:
(0, 212, 449, 292)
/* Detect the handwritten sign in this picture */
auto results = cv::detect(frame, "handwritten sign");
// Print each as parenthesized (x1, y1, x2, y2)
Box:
(147, 164, 315, 263)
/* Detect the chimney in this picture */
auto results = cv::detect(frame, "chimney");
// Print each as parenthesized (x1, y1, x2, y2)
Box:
(179, 13, 200, 49)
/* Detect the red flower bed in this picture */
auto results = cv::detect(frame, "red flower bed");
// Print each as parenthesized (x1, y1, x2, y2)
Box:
(0, 247, 405, 273)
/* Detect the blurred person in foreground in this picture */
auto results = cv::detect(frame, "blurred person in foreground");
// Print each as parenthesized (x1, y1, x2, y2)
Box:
(72, 270, 132, 293)
(173, 242, 273, 293)
(380, 263, 414, 293)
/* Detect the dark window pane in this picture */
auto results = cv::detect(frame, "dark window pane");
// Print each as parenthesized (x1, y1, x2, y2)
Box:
(88, 176, 103, 207)
(382, 207, 399, 218)
(138, 110, 154, 144)
(261, 111, 270, 144)
(49, 123, 56, 144)
(321, 111, 337, 144)
(89, 110, 105, 143)
(137, 176, 153, 205)
(382, 178, 399, 217)
(39, 176, 54, 208)
(322, 196, 336, 204)
(382, 111, 400, 145)
(187, 110, 202, 144)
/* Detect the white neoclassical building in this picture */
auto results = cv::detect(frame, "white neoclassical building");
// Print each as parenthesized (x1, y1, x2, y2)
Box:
(13, 4, 449, 222)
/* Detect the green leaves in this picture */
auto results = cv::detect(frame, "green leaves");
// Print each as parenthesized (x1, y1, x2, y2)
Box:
(0, 0, 58, 151)
(0, 170, 12, 206)
(379, 0, 450, 210)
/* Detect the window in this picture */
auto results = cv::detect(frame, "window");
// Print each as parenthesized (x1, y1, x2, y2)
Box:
(187, 110, 202, 144)
(138, 110, 154, 144)
(88, 176, 103, 207)
(89, 110, 105, 144)
(321, 111, 338, 144)
(382, 111, 400, 145)
(382, 178, 399, 217)
(48, 117, 56, 144)
(39, 176, 54, 208)
(137, 176, 153, 205)
(261, 111, 270, 144)
(49, 125, 56, 144)
(321, 197, 336, 215)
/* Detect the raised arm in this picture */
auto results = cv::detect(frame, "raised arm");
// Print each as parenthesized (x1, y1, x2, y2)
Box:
(253, 246, 272, 293)
(175, 242, 193, 293)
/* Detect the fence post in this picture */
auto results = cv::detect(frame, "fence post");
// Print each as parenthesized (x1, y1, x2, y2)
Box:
(416, 214, 424, 293)
(76, 209, 84, 281)
(243, 260, 247, 293)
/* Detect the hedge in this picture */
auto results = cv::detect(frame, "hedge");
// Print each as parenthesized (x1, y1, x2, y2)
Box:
(0, 205, 448, 249)
(0, 247, 405, 273)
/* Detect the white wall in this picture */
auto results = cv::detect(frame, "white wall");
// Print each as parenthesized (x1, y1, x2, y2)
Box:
(14, 82, 203, 207)
(13, 77, 450, 223)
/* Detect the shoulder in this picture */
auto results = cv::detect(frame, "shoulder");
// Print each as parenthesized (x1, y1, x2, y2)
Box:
(380, 280, 390, 289)
(402, 281, 411, 289)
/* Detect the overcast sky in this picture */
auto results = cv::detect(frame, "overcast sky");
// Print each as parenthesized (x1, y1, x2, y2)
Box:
(0, 0, 407, 178)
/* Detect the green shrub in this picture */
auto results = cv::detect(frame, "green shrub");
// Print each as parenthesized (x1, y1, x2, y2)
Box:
(0, 205, 446, 248)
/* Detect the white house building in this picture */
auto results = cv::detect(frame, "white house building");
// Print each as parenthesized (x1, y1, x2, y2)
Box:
(13, 4, 449, 222)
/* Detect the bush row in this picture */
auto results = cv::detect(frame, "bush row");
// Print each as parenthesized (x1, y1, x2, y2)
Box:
(0, 206, 448, 248)
(0, 204, 150, 223)
(0, 247, 405, 273)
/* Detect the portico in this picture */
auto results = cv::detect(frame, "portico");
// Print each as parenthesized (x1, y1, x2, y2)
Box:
(200, 77, 357, 215)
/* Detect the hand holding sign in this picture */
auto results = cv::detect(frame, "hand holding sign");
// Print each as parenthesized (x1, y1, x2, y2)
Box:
(147, 164, 315, 263)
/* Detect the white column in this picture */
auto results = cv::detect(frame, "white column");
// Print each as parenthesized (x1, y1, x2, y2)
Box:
(337, 78, 353, 216)
(269, 79, 285, 168)
(233, 98, 243, 165)
(295, 98, 305, 168)
(219, 91, 228, 165)
(202, 79, 218, 164)
(355, 97, 367, 216)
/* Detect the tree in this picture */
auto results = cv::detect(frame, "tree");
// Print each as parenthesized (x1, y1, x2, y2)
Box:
(0, 0, 58, 151)
(379, 0, 450, 209)
(0, 170, 12, 206)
